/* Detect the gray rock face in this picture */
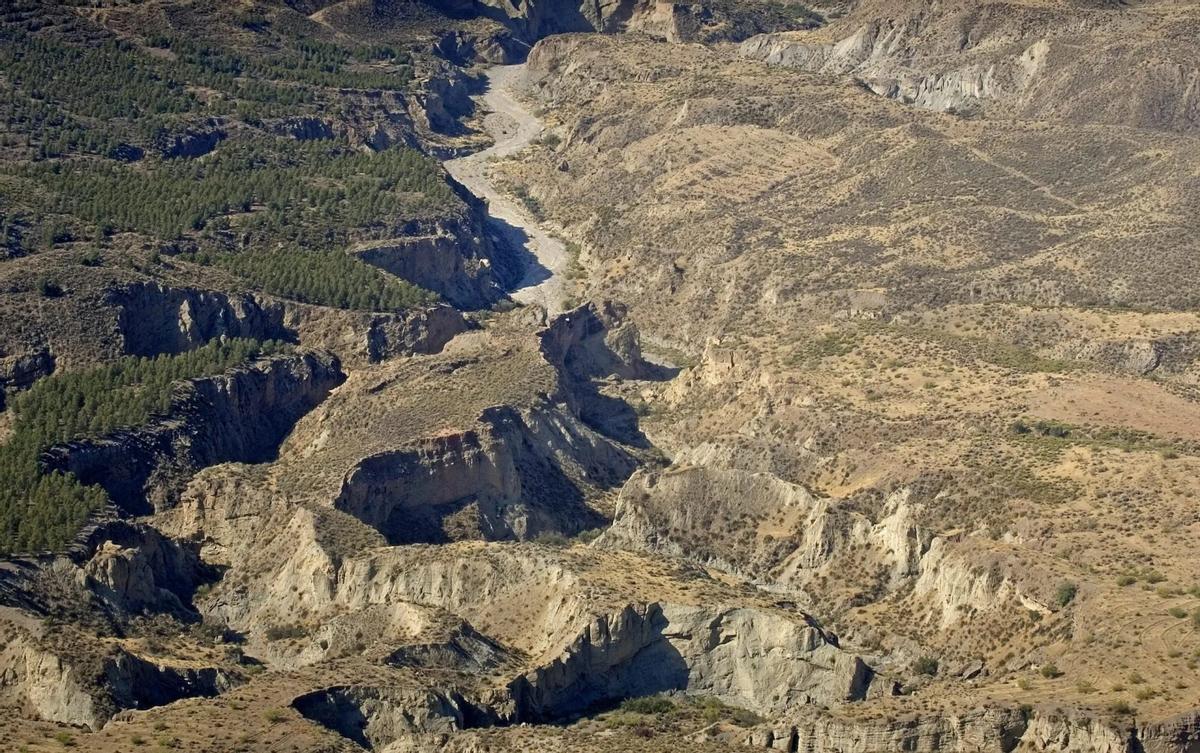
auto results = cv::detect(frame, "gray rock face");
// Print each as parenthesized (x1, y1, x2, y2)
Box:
(353, 233, 503, 310)
(352, 186, 521, 310)
(41, 352, 345, 515)
(154, 124, 227, 159)
(538, 300, 652, 382)
(333, 402, 631, 543)
(76, 521, 208, 617)
(0, 346, 55, 410)
(746, 706, 1030, 753)
(109, 283, 288, 357)
(0, 631, 105, 729)
(604, 465, 931, 588)
(386, 622, 510, 673)
(743, 706, 1199, 752)
(739, 3, 1200, 133)
(293, 686, 480, 748)
(103, 651, 234, 715)
(364, 305, 470, 362)
(0, 629, 236, 731)
(434, 29, 527, 65)
(510, 602, 875, 722)
(290, 599, 878, 750)
(1140, 711, 1200, 753)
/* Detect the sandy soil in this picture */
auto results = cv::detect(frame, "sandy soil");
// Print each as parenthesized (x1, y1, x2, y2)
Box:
(446, 65, 568, 315)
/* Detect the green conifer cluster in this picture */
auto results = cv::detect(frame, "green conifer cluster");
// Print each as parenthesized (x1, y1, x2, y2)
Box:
(0, 338, 287, 555)
(217, 247, 434, 312)
(26, 140, 454, 241)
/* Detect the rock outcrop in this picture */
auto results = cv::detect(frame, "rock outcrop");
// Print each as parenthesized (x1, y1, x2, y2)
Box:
(510, 602, 875, 722)
(0, 627, 236, 731)
(744, 706, 1030, 753)
(154, 123, 226, 159)
(0, 629, 106, 729)
(739, 1, 1200, 133)
(0, 346, 54, 410)
(434, 29, 527, 66)
(293, 685, 483, 748)
(333, 401, 631, 543)
(430, 0, 816, 45)
(77, 521, 209, 617)
(352, 184, 520, 310)
(110, 283, 470, 364)
(604, 466, 931, 589)
(109, 283, 288, 357)
(42, 352, 344, 515)
(352, 233, 502, 310)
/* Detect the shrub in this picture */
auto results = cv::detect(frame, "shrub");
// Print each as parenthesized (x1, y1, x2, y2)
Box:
(1055, 581, 1078, 607)
(1040, 664, 1064, 679)
(1109, 701, 1136, 715)
(573, 528, 604, 544)
(913, 656, 939, 676)
(531, 531, 569, 547)
(38, 277, 64, 297)
(264, 624, 308, 641)
(620, 696, 675, 715)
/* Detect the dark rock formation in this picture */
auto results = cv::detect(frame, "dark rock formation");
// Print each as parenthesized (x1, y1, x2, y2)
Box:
(433, 29, 527, 65)
(386, 622, 510, 672)
(415, 68, 479, 135)
(538, 301, 673, 444)
(292, 686, 497, 748)
(269, 116, 336, 141)
(365, 305, 470, 361)
(154, 123, 227, 159)
(538, 300, 655, 382)
(352, 189, 521, 310)
(0, 346, 55, 410)
(108, 283, 290, 357)
(104, 651, 234, 713)
(41, 352, 345, 515)
(333, 402, 627, 544)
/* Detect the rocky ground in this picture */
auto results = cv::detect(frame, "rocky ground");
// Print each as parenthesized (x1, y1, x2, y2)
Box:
(2, 1, 1200, 753)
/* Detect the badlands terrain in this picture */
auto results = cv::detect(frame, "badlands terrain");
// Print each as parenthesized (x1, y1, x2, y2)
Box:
(2, 0, 1200, 752)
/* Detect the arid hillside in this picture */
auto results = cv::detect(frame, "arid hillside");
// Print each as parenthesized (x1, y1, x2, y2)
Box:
(2, 1, 1200, 752)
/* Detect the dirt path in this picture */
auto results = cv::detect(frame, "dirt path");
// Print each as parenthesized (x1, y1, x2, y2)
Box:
(445, 65, 568, 315)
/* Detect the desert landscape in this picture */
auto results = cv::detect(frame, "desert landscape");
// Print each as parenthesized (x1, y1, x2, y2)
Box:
(1, 1, 1199, 751)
